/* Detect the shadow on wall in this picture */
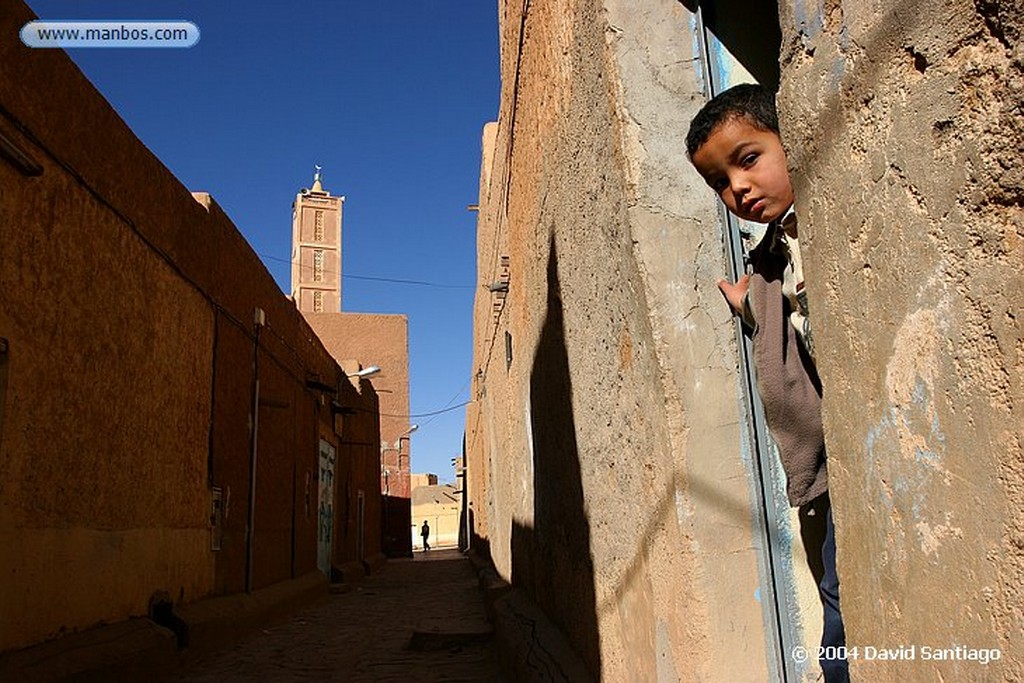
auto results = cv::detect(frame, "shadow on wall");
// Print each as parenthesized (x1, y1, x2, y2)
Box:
(511, 238, 602, 679)
(0, 341, 7, 451)
(799, 496, 827, 586)
(469, 509, 490, 559)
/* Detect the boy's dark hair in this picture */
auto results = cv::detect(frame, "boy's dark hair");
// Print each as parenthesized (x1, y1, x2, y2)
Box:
(685, 83, 779, 157)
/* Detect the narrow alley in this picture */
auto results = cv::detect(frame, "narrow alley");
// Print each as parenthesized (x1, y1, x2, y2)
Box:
(4, 0, 1023, 680)
(176, 550, 506, 682)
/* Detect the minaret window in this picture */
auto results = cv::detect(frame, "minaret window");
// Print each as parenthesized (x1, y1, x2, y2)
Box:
(314, 211, 324, 242)
(313, 290, 324, 312)
(313, 249, 325, 282)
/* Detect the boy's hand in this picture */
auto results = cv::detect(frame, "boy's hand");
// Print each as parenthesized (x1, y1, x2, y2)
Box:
(717, 275, 750, 316)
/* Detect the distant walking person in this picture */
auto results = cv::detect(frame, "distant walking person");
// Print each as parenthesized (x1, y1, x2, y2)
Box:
(421, 520, 431, 551)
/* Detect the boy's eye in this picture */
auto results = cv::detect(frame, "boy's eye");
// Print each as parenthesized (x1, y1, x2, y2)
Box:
(710, 177, 728, 192)
(740, 153, 758, 167)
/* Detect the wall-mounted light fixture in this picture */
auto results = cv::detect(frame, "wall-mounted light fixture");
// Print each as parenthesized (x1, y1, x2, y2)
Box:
(398, 424, 419, 445)
(381, 424, 419, 453)
(347, 365, 380, 379)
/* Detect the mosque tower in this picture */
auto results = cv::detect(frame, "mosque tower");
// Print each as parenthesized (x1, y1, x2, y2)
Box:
(290, 166, 344, 312)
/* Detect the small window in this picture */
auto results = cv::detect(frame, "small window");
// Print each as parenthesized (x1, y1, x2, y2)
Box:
(313, 290, 324, 312)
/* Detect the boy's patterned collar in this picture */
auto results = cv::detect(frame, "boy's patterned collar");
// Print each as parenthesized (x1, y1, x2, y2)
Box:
(768, 204, 798, 252)
(749, 204, 797, 252)
(773, 204, 797, 234)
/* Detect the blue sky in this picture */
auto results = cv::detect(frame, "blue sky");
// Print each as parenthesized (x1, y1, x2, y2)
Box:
(26, 1, 499, 481)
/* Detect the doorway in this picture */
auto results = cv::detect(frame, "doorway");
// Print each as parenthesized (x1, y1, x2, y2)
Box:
(690, 2, 823, 681)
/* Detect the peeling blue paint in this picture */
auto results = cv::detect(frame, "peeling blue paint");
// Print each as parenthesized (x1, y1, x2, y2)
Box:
(863, 371, 949, 550)
(931, 414, 946, 446)
(865, 410, 896, 463)
(912, 379, 927, 404)
(793, 0, 824, 41)
(688, 14, 707, 91)
(838, 24, 851, 53)
(754, 587, 762, 603)
(829, 57, 845, 92)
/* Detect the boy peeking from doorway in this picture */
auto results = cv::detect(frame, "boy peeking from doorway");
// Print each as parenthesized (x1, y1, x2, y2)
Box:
(686, 83, 849, 683)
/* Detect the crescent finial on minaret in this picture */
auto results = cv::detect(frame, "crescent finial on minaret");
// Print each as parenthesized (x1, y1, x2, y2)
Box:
(312, 164, 323, 192)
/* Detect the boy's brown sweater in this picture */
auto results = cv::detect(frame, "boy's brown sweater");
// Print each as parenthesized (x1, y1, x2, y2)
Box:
(745, 226, 829, 508)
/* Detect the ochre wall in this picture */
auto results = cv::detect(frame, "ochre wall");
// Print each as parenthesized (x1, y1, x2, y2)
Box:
(0, 1, 380, 651)
(778, 0, 1024, 679)
(466, 1, 774, 679)
(412, 484, 461, 549)
(305, 313, 410, 490)
(333, 375, 383, 567)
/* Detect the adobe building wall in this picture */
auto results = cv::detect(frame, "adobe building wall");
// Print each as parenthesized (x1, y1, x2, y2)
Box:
(467, 1, 775, 679)
(304, 312, 412, 555)
(410, 473, 439, 489)
(0, 1, 380, 652)
(305, 313, 411, 491)
(411, 484, 461, 550)
(777, 1, 1024, 679)
(465, 122, 499, 563)
(333, 375, 383, 569)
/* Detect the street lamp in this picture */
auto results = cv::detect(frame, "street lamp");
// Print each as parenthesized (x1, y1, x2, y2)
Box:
(398, 424, 419, 441)
(381, 424, 419, 452)
(348, 365, 380, 378)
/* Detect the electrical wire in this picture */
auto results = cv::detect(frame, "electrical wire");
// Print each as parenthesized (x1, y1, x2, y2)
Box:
(417, 378, 473, 430)
(346, 400, 473, 419)
(259, 253, 475, 290)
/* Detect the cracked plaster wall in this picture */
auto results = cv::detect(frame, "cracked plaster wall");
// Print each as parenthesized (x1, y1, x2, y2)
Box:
(778, 0, 1024, 679)
(467, 1, 774, 679)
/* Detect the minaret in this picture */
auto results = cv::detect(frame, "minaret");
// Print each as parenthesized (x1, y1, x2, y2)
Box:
(290, 166, 344, 312)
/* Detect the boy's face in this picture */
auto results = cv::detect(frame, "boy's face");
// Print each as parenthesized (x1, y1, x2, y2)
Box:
(691, 116, 794, 224)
